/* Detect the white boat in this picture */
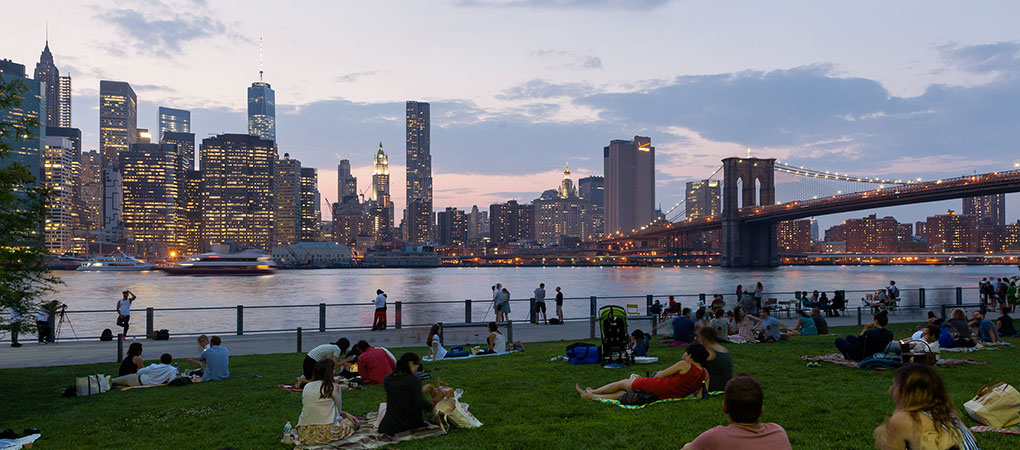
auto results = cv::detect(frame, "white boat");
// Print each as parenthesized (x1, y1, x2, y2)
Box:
(76, 252, 156, 271)
(159, 250, 276, 276)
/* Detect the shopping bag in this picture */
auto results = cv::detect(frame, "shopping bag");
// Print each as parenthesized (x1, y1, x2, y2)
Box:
(964, 382, 1020, 427)
(75, 374, 111, 396)
(434, 398, 482, 432)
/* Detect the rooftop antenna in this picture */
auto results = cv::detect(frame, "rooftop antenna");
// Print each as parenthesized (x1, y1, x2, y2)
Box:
(746, 147, 751, 158)
(45, 22, 48, 44)
(258, 37, 264, 81)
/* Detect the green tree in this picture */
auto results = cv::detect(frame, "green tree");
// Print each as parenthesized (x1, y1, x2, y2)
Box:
(0, 76, 60, 335)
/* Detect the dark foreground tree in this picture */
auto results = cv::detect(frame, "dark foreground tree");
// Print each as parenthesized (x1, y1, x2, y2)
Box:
(0, 76, 60, 335)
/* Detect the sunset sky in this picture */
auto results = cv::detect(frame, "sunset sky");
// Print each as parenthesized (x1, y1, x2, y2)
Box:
(4, 0, 1019, 228)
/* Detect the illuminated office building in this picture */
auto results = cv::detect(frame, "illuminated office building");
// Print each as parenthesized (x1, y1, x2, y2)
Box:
(157, 106, 190, 141)
(275, 154, 301, 247)
(121, 142, 180, 252)
(604, 136, 654, 234)
(42, 136, 74, 253)
(489, 200, 533, 244)
(33, 41, 65, 128)
(200, 134, 276, 251)
(79, 150, 102, 231)
(161, 131, 195, 173)
(248, 79, 276, 142)
(467, 205, 488, 240)
(777, 220, 812, 253)
(533, 163, 602, 245)
(405, 101, 432, 242)
(58, 76, 71, 128)
(685, 180, 720, 220)
(179, 169, 203, 255)
(99, 80, 137, 170)
(0, 67, 44, 179)
(300, 167, 320, 241)
(102, 164, 122, 231)
(437, 207, 468, 246)
(844, 214, 899, 253)
(370, 142, 392, 229)
(962, 195, 1005, 226)
(924, 210, 977, 253)
(337, 159, 358, 205)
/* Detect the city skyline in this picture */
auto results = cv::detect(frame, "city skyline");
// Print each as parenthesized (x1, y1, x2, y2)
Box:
(2, 1, 1020, 230)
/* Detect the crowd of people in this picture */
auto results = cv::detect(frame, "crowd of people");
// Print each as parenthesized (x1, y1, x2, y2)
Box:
(979, 276, 1018, 312)
(111, 334, 230, 387)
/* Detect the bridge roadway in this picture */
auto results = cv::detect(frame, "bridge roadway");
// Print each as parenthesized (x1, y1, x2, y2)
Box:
(1, 309, 933, 369)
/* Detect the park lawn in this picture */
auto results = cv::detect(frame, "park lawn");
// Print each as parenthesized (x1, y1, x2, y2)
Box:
(1, 323, 1018, 449)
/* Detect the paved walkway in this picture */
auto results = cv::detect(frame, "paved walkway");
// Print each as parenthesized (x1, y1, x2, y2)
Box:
(0, 309, 926, 369)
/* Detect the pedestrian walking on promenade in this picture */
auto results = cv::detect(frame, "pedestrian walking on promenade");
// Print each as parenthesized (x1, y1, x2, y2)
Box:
(116, 290, 136, 339)
(493, 284, 504, 322)
(372, 289, 387, 330)
(534, 283, 548, 324)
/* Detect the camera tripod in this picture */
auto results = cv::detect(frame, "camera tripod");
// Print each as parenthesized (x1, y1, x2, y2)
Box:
(55, 308, 77, 343)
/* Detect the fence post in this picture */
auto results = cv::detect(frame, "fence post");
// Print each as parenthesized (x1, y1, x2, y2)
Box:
(650, 316, 657, 335)
(395, 301, 402, 329)
(145, 307, 154, 339)
(117, 334, 123, 363)
(857, 306, 862, 326)
(319, 303, 326, 333)
(918, 288, 926, 309)
(530, 298, 537, 324)
(296, 327, 302, 353)
(590, 296, 597, 339)
(956, 287, 963, 306)
(465, 299, 472, 323)
(646, 294, 653, 313)
(941, 304, 947, 320)
(236, 305, 244, 336)
(507, 320, 514, 343)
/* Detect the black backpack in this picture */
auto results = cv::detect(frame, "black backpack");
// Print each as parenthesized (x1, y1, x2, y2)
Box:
(619, 389, 658, 406)
(100, 329, 113, 341)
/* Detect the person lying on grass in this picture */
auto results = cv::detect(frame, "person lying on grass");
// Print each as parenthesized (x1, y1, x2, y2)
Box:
(111, 353, 178, 387)
(696, 327, 732, 393)
(296, 359, 359, 445)
(575, 343, 709, 401)
(873, 364, 978, 450)
(682, 374, 792, 450)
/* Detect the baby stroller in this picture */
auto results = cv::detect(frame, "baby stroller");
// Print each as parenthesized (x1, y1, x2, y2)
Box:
(599, 305, 633, 366)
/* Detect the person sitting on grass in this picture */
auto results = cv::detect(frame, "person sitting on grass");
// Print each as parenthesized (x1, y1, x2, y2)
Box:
(671, 308, 697, 343)
(118, 342, 144, 376)
(811, 308, 829, 335)
(186, 334, 210, 376)
(575, 343, 710, 401)
(696, 327, 732, 393)
(787, 310, 817, 336)
(426, 323, 447, 361)
(296, 359, 359, 445)
(710, 294, 725, 312)
(834, 310, 893, 361)
(378, 353, 439, 436)
(709, 308, 730, 341)
(482, 322, 507, 354)
(200, 335, 229, 381)
(695, 308, 711, 331)
(356, 340, 395, 385)
(758, 309, 787, 342)
(729, 306, 761, 342)
(969, 310, 998, 343)
(997, 305, 1017, 337)
(682, 374, 792, 450)
(303, 339, 349, 382)
(873, 364, 978, 450)
(631, 329, 650, 357)
(111, 353, 179, 387)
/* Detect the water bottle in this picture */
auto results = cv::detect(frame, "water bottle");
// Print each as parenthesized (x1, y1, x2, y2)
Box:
(282, 421, 293, 444)
(283, 421, 292, 434)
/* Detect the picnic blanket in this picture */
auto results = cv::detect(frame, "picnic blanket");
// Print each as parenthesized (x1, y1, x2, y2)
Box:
(943, 342, 1013, 353)
(119, 382, 169, 391)
(592, 391, 723, 409)
(293, 414, 444, 449)
(800, 353, 989, 370)
(970, 425, 1020, 435)
(424, 350, 519, 362)
(0, 434, 40, 450)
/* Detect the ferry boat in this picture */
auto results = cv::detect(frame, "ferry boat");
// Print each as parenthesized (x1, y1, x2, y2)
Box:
(159, 251, 276, 276)
(76, 252, 156, 271)
(45, 254, 87, 270)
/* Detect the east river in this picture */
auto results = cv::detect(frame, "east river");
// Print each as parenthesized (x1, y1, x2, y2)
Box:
(44, 265, 1018, 339)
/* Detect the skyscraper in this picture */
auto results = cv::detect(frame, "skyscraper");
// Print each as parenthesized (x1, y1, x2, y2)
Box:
(103, 164, 122, 231)
(578, 176, 604, 206)
(0, 59, 26, 76)
(437, 207, 468, 246)
(158, 107, 190, 141)
(248, 80, 276, 142)
(300, 167, 320, 241)
(46, 126, 81, 159)
(33, 41, 62, 128)
(99, 80, 137, 170)
(337, 159, 358, 204)
(42, 136, 74, 253)
(962, 195, 1005, 226)
(161, 131, 196, 174)
(179, 169, 203, 255)
(200, 134, 276, 251)
(685, 180, 721, 220)
(489, 200, 533, 244)
(58, 75, 71, 128)
(467, 205, 489, 240)
(405, 101, 432, 242)
(121, 142, 180, 254)
(371, 142, 392, 226)
(603, 136, 655, 234)
(275, 154, 301, 246)
(80, 150, 102, 231)
(0, 67, 44, 179)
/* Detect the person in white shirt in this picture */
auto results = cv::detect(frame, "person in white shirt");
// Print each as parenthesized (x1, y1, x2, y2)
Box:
(112, 353, 179, 387)
(482, 322, 507, 354)
(116, 290, 136, 338)
(372, 289, 387, 331)
(9, 306, 24, 347)
(35, 305, 51, 344)
(426, 324, 447, 361)
(296, 359, 358, 445)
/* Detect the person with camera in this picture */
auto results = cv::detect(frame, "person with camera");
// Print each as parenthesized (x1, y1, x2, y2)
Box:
(116, 290, 136, 339)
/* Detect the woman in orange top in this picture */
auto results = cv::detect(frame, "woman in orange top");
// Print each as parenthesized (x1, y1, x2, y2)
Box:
(575, 343, 710, 400)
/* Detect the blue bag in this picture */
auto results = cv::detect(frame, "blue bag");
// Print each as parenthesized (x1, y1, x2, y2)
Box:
(566, 344, 600, 365)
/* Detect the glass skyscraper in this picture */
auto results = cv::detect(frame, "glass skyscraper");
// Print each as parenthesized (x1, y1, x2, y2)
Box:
(158, 106, 190, 141)
(0, 69, 44, 180)
(405, 101, 432, 242)
(200, 134, 276, 251)
(247, 81, 276, 141)
(99, 80, 137, 170)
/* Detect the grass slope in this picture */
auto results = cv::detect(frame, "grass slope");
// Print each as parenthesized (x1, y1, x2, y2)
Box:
(0, 323, 1017, 449)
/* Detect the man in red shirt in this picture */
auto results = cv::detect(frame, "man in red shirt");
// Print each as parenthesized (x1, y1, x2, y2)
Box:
(354, 340, 395, 385)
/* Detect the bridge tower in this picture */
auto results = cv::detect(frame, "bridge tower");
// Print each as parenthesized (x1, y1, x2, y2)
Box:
(721, 157, 778, 267)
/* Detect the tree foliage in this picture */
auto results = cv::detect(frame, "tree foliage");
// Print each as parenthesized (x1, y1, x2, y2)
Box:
(0, 76, 60, 331)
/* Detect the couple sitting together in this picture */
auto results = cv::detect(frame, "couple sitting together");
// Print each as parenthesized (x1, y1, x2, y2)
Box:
(425, 322, 506, 361)
(301, 338, 395, 387)
(113, 336, 229, 387)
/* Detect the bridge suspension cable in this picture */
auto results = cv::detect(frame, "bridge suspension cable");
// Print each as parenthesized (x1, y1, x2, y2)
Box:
(664, 165, 723, 222)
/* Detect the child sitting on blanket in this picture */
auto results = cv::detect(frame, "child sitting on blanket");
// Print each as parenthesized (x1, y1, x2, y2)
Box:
(683, 374, 792, 450)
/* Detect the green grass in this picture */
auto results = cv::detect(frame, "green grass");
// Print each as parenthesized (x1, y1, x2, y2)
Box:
(1, 324, 1018, 449)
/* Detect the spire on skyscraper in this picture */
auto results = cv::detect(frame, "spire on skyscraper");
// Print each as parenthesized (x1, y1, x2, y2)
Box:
(258, 37, 264, 82)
